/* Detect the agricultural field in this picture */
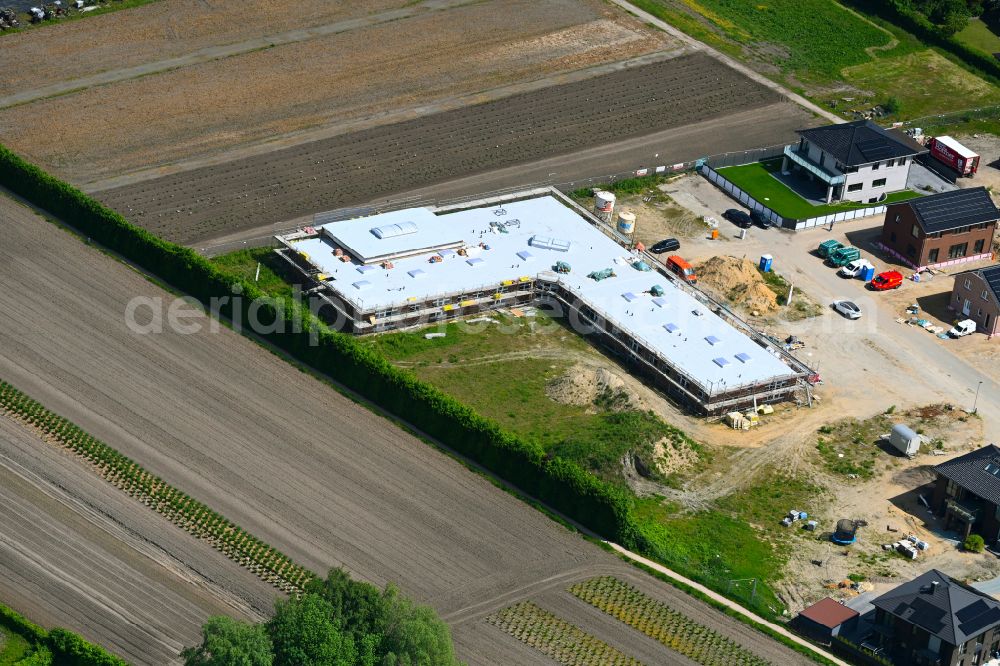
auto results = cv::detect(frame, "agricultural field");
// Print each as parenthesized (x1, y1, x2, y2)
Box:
(91, 53, 804, 245)
(633, 0, 1000, 121)
(0, 196, 820, 664)
(0, 0, 672, 186)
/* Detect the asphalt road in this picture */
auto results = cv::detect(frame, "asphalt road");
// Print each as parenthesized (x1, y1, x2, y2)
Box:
(0, 192, 817, 664)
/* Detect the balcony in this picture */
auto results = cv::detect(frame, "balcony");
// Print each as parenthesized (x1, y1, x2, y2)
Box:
(783, 146, 846, 185)
(946, 498, 980, 523)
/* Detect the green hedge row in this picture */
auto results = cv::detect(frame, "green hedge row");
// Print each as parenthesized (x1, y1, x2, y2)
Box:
(0, 601, 126, 665)
(0, 144, 641, 548)
(845, 0, 1000, 85)
(0, 380, 316, 594)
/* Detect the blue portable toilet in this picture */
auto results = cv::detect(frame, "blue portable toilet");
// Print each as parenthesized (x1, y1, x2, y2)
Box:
(759, 254, 773, 273)
(859, 265, 875, 282)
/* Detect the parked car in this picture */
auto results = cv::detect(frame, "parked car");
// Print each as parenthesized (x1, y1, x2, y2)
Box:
(666, 255, 698, 284)
(826, 246, 861, 268)
(832, 300, 862, 320)
(650, 238, 681, 254)
(838, 259, 874, 278)
(870, 270, 903, 291)
(723, 209, 752, 228)
(817, 239, 843, 258)
(749, 209, 773, 229)
(948, 319, 977, 337)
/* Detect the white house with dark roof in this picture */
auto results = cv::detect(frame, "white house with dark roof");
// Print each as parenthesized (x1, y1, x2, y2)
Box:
(780, 119, 927, 204)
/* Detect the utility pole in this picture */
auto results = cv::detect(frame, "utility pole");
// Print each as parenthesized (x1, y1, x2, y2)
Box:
(786, 283, 795, 306)
(973, 380, 983, 414)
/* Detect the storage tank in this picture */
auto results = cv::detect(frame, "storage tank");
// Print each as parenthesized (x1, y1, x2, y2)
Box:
(617, 210, 636, 235)
(594, 191, 616, 222)
(889, 424, 922, 457)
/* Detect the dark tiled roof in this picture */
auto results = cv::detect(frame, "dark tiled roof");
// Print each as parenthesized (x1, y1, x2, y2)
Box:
(935, 444, 1000, 505)
(956, 264, 1000, 304)
(872, 569, 1000, 645)
(905, 187, 1000, 234)
(797, 120, 926, 167)
(799, 598, 859, 629)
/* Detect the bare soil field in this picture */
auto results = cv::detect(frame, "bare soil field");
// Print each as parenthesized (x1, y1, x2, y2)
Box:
(0, 0, 670, 183)
(0, 414, 275, 665)
(92, 54, 789, 244)
(0, 194, 817, 664)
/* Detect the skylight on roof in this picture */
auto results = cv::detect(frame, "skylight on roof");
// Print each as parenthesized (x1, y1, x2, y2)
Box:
(466, 257, 484, 267)
(736, 352, 752, 363)
(652, 297, 667, 308)
(516, 250, 533, 261)
(713, 357, 730, 368)
(370, 221, 418, 239)
(407, 269, 426, 279)
(622, 292, 638, 302)
(664, 323, 679, 333)
(352, 280, 371, 290)
(705, 335, 721, 346)
(357, 265, 376, 274)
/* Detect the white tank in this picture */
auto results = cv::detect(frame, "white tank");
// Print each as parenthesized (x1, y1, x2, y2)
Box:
(594, 191, 616, 221)
(617, 210, 636, 235)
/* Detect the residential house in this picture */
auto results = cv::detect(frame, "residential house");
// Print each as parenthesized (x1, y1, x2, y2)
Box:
(793, 598, 859, 644)
(867, 569, 1000, 666)
(881, 188, 998, 270)
(931, 444, 1000, 543)
(780, 119, 926, 204)
(951, 265, 1000, 337)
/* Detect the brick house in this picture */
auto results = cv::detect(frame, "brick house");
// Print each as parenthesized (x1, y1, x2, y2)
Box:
(880, 188, 998, 270)
(950, 265, 1000, 338)
(780, 119, 926, 204)
(867, 569, 1000, 666)
(931, 444, 1000, 543)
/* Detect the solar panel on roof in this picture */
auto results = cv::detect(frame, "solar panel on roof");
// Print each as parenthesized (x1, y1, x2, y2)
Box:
(984, 267, 1000, 299)
(856, 139, 896, 161)
(960, 607, 1000, 637)
(956, 600, 991, 623)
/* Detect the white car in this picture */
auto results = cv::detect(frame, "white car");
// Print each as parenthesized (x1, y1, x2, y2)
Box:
(838, 259, 874, 278)
(832, 300, 862, 320)
(949, 319, 977, 337)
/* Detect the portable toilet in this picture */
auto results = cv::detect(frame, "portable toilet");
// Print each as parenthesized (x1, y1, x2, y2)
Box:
(889, 424, 922, 457)
(859, 265, 876, 283)
(759, 254, 773, 273)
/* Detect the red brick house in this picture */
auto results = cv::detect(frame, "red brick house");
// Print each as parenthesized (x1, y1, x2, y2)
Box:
(880, 188, 998, 270)
(951, 264, 1000, 337)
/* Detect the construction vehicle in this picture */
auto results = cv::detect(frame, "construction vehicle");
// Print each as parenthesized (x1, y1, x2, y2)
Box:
(826, 246, 861, 268)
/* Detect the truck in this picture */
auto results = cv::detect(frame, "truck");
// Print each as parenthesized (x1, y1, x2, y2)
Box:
(948, 319, 977, 337)
(870, 270, 903, 291)
(817, 239, 843, 258)
(927, 136, 980, 177)
(827, 246, 861, 268)
(838, 258, 874, 279)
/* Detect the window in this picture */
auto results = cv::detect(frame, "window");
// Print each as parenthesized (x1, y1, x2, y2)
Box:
(966, 279, 973, 289)
(873, 161, 881, 170)
(873, 178, 887, 188)
(895, 214, 901, 223)
(911, 224, 920, 238)
(948, 479, 961, 497)
(906, 244, 916, 258)
(953, 226, 971, 235)
(984, 290, 991, 301)
(975, 239, 986, 254)
(928, 248, 939, 263)
(848, 183, 863, 192)
(949, 243, 969, 259)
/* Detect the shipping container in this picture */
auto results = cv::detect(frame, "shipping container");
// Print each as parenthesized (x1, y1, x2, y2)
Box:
(928, 136, 980, 177)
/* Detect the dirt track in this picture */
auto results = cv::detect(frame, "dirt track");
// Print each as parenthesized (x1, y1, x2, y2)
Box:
(0, 414, 275, 665)
(0, 194, 815, 664)
(94, 53, 788, 244)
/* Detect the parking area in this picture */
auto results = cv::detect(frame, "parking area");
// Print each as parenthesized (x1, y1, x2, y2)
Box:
(658, 173, 1000, 442)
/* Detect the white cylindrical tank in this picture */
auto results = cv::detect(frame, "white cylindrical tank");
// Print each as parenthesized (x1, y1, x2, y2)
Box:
(594, 191, 616, 221)
(617, 210, 636, 235)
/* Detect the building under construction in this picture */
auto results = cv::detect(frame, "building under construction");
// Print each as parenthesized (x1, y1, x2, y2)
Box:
(274, 188, 814, 415)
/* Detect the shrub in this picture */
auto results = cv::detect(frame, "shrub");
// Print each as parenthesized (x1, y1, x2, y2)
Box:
(965, 533, 986, 553)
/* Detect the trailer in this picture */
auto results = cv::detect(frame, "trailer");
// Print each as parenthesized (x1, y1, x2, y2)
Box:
(927, 136, 980, 177)
(888, 424, 922, 457)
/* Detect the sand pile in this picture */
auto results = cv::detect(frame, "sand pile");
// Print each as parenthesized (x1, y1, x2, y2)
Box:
(696, 256, 779, 314)
(546, 363, 641, 410)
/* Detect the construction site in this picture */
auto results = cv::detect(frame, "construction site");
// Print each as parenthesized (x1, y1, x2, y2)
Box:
(275, 188, 815, 415)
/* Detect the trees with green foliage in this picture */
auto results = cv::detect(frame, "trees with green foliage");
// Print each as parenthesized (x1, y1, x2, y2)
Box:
(181, 617, 273, 666)
(183, 570, 462, 666)
(965, 533, 986, 552)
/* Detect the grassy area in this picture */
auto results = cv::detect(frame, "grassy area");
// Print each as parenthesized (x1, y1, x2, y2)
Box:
(0, 628, 33, 665)
(955, 18, 1000, 54)
(208, 247, 297, 298)
(0, 0, 162, 37)
(717, 159, 921, 220)
(837, 49, 1000, 118)
(759, 268, 824, 320)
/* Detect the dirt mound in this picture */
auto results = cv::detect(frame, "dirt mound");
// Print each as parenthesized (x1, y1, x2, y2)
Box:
(546, 363, 640, 410)
(696, 256, 778, 314)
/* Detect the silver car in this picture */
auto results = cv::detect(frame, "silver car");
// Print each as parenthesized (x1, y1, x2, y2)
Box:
(832, 300, 861, 320)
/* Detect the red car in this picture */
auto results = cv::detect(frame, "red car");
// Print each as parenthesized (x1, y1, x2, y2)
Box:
(870, 270, 903, 291)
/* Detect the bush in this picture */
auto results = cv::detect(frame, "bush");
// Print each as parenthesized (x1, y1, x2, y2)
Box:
(965, 533, 986, 553)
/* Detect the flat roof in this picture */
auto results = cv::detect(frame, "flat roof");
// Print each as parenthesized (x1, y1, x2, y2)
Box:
(320, 207, 463, 263)
(799, 598, 859, 629)
(290, 195, 797, 391)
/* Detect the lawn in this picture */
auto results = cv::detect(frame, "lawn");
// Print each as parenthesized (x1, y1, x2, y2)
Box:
(0, 627, 33, 665)
(955, 18, 1000, 55)
(209, 247, 297, 299)
(716, 159, 920, 220)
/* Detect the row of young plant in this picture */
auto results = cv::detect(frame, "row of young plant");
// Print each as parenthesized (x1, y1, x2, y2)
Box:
(0, 379, 315, 594)
(487, 601, 644, 666)
(569, 577, 772, 666)
(0, 142, 641, 549)
(0, 600, 126, 666)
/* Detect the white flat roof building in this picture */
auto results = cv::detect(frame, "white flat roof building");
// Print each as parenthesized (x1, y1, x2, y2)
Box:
(285, 194, 799, 393)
